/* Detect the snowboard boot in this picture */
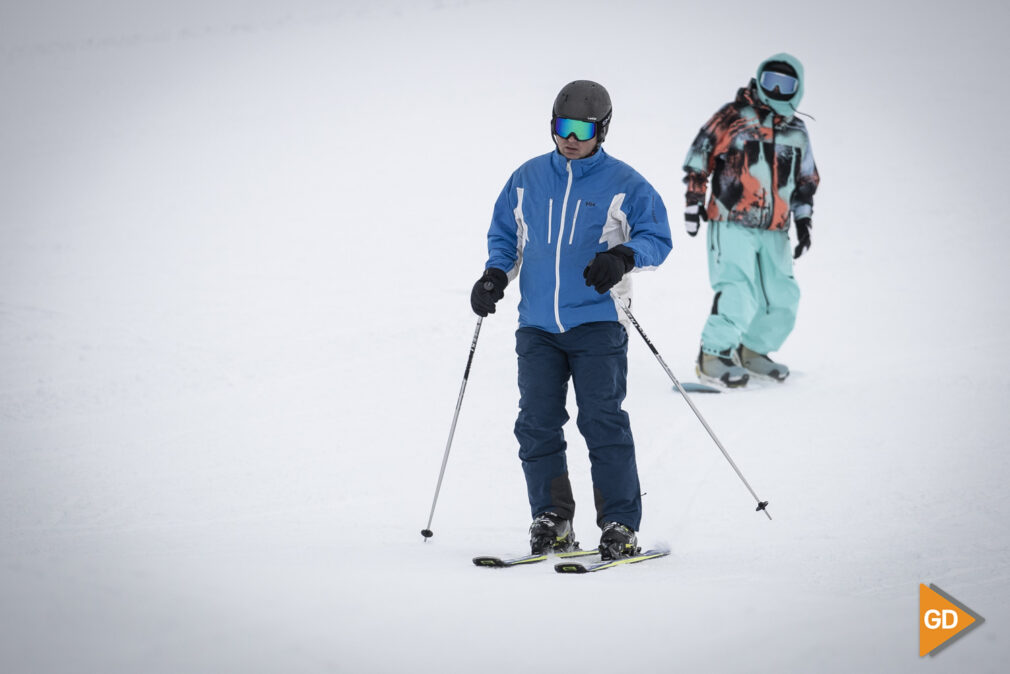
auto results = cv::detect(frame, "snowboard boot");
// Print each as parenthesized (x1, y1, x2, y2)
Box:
(598, 521, 640, 560)
(529, 512, 578, 555)
(737, 345, 789, 382)
(696, 347, 749, 388)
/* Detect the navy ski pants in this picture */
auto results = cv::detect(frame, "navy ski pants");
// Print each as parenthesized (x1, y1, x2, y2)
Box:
(514, 321, 641, 531)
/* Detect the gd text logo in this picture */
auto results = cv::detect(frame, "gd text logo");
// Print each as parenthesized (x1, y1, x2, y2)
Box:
(919, 584, 985, 656)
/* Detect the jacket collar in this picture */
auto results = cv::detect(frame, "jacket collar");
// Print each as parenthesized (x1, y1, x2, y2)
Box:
(551, 145, 608, 177)
(736, 82, 785, 126)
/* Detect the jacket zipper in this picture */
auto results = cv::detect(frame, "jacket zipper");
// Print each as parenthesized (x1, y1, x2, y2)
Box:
(568, 200, 581, 244)
(768, 115, 777, 229)
(547, 199, 553, 244)
(553, 161, 574, 332)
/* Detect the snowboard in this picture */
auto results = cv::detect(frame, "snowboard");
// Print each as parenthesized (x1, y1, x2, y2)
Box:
(673, 381, 722, 394)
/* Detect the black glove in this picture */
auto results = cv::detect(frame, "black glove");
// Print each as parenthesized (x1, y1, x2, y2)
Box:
(583, 245, 635, 294)
(684, 201, 707, 237)
(793, 217, 812, 259)
(470, 267, 508, 317)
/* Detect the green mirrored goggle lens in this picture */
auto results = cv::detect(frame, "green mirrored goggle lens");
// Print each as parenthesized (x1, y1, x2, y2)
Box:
(554, 117, 597, 141)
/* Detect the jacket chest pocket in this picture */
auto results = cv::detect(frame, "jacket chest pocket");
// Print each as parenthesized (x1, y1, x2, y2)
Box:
(540, 196, 593, 247)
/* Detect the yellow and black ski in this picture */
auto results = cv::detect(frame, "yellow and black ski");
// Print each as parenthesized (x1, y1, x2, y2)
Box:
(473, 548, 599, 568)
(554, 549, 670, 574)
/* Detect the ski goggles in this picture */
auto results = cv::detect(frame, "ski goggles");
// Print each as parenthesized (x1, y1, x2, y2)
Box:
(759, 70, 799, 95)
(553, 116, 597, 141)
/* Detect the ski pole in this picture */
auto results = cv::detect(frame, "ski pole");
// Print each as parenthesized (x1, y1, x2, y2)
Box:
(610, 291, 772, 520)
(421, 314, 485, 540)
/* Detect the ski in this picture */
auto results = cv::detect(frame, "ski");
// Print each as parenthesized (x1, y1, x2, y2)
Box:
(554, 548, 670, 574)
(473, 548, 600, 568)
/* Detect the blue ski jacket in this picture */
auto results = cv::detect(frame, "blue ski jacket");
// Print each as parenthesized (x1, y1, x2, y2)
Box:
(485, 148, 672, 333)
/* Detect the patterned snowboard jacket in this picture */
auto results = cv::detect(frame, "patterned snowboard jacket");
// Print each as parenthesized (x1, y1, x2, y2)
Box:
(682, 83, 820, 231)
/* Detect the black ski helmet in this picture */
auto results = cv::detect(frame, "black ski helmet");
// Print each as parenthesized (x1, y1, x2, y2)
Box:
(552, 80, 612, 142)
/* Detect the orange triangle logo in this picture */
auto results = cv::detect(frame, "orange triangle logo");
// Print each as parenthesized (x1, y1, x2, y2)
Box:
(919, 584, 985, 656)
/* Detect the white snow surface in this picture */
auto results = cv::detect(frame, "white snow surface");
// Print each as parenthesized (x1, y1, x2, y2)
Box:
(2, 1, 1009, 672)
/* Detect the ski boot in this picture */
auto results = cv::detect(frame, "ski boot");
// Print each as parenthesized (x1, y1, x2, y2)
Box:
(697, 347, 749, 388)
(529, 512, 578, 555)
(598, 521, 640, 560)
(737, 345, 789, 382)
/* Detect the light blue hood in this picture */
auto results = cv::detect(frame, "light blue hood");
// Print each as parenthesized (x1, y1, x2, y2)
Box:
(755, 52, 805, 118)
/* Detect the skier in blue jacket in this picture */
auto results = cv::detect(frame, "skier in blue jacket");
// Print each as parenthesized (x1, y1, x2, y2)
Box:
(470, 80, 672, 560)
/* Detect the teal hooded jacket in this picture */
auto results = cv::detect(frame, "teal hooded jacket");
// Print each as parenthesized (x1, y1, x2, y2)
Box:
(683, 53, 819, 231)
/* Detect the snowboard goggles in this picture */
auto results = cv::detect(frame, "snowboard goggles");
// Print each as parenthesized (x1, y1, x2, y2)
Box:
(553, 116, 597, 141)
(759, 70, 798, 95)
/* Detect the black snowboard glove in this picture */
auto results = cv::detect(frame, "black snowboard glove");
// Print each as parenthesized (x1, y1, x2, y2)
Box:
(470, 267, 508, 317)
(583, 245, 635, 294)
(793, 217, 812, 259)
(684, 201, 707, 237)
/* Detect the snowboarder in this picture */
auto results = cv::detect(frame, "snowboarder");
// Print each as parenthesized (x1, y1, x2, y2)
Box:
(470, 80, 672, 560)
(683, 53, 820, 387)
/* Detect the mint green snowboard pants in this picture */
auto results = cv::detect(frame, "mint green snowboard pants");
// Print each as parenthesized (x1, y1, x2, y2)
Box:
(701, 221, 800, 356)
